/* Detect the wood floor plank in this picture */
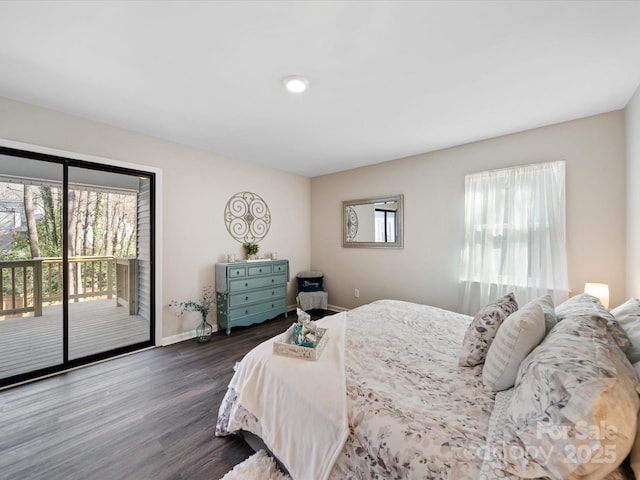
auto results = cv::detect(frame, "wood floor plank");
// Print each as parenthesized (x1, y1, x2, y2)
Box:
(0, 299, 150, 379)
(0, 310, 333, 480)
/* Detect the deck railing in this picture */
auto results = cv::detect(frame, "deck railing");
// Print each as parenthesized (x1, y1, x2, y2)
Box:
(0, 256, 137, 317)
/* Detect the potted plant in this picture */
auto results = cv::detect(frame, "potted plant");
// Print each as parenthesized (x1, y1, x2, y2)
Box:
(243, 242, 259, 260)
(170, 286, 216, 343)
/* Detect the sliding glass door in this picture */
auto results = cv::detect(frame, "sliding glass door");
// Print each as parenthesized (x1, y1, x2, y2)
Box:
(67, 166, 152, 360)
(0, 155, 64, 381)
(0, 148, 154, 388)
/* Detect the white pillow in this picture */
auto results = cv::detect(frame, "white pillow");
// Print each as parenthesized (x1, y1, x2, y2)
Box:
(483, 301, 546, 391)
(611, 297, 640, 362)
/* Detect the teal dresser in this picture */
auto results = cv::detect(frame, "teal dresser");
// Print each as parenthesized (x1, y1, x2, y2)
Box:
(215, 260, 289, 335)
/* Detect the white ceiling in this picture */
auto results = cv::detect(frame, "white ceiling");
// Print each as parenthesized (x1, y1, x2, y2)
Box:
(1, 1, 640, 178)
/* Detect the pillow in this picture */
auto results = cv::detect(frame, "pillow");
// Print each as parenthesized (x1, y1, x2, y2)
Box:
(296, 272, 324, 292)
(483, 300, 546, 391)
(458, 292, 518, 367)
(556, 293, 632, 351)
(495, 314, 640, 479)
(535, 294, 557, 334)
(610, 298, 640, 327)
(610, 298, 640, 362)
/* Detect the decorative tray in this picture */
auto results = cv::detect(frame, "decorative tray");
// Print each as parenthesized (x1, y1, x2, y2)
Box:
(273, 324, 328, 361)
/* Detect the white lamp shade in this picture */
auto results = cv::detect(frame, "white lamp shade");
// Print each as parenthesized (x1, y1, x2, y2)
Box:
(584, 282, 610, 309)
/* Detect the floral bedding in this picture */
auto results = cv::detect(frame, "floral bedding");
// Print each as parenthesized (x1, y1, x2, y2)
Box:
(217, 299, 499, 479)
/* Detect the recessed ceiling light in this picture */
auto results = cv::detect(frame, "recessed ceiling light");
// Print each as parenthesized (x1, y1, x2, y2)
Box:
(283, 75, 309, 93)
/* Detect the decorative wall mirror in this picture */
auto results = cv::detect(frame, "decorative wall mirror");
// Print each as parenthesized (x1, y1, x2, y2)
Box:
(342, 194, 404, 248)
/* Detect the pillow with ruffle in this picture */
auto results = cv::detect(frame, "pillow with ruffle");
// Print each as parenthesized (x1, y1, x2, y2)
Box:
(458, 292, 518, 367)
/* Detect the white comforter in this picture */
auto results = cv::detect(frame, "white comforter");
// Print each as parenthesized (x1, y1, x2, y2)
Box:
(217, 300, 636, 480)
(220, 312, 348, 480)
(217, 301, 497, 479)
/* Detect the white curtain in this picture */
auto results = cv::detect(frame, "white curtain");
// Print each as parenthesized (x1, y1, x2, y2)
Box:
(460, 160, 569, 314)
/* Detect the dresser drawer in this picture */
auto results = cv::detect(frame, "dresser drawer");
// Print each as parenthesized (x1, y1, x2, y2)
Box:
(229, 274, 287, 292)
(231, 298, 287, 319)
(248, 264, 272, 276)
(272, 262, 287, 274)
(229, 266, 246, 278)
(229, 286, 286, 307)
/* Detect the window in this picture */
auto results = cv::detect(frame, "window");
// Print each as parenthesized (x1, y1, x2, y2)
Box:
(459, 160, 569, 314)
(375, 208, 396, 242)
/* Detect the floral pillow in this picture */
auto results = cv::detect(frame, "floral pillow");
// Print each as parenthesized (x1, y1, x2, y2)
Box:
(495, 314, 640, 479)
(458, 292, 518, 367)
(556, 293, 631, 351)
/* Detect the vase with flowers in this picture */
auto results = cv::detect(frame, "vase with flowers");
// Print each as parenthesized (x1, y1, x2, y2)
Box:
(170, 286, 216, 343)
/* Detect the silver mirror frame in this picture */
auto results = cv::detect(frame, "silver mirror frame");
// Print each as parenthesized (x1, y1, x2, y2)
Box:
(342, 194, 404, 249)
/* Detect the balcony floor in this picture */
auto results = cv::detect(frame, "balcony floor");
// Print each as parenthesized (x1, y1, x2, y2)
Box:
(0, 299, 150, 380)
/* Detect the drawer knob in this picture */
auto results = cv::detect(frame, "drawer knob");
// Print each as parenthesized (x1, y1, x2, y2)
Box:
(271, 279, 275, 283)
(245, 296, 249, 301)
(259, 268, 262, 272)
(236, 271, 240, 275)
(245, 283, 248, 287)
(272, 291, 275, 295)
(245, 309, 249, 314)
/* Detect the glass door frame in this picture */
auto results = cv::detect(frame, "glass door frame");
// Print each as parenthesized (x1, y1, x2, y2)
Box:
(0, 145, 155, 388)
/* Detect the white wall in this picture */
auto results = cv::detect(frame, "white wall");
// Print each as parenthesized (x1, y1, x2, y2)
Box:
(311, 111, 627, 312)
(0, 94, 629, 334)
(626, 85, 640, 298)
(0, 96, 311, 342)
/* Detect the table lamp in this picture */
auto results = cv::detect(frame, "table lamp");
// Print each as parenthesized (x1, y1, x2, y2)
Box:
(584, 282, 609, 309)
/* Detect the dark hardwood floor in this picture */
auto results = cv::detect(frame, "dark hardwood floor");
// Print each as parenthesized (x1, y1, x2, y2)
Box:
(0, 310, 334, 480)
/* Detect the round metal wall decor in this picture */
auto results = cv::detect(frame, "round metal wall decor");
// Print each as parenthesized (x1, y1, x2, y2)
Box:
(224, 191, 271, 244)
(345, 206, 358, 241)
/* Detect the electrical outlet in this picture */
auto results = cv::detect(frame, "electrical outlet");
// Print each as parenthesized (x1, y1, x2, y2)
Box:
(354, 288, 360, 298)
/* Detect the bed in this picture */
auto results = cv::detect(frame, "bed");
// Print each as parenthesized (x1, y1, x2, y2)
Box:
(216, 296, 640, 479)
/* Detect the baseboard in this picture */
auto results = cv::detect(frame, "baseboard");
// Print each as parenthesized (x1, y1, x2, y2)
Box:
(290, 303, 348, 313)
(161, 330, 197, 346)
(328, 304, 348, 312)
(162, 306, 347, 346)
